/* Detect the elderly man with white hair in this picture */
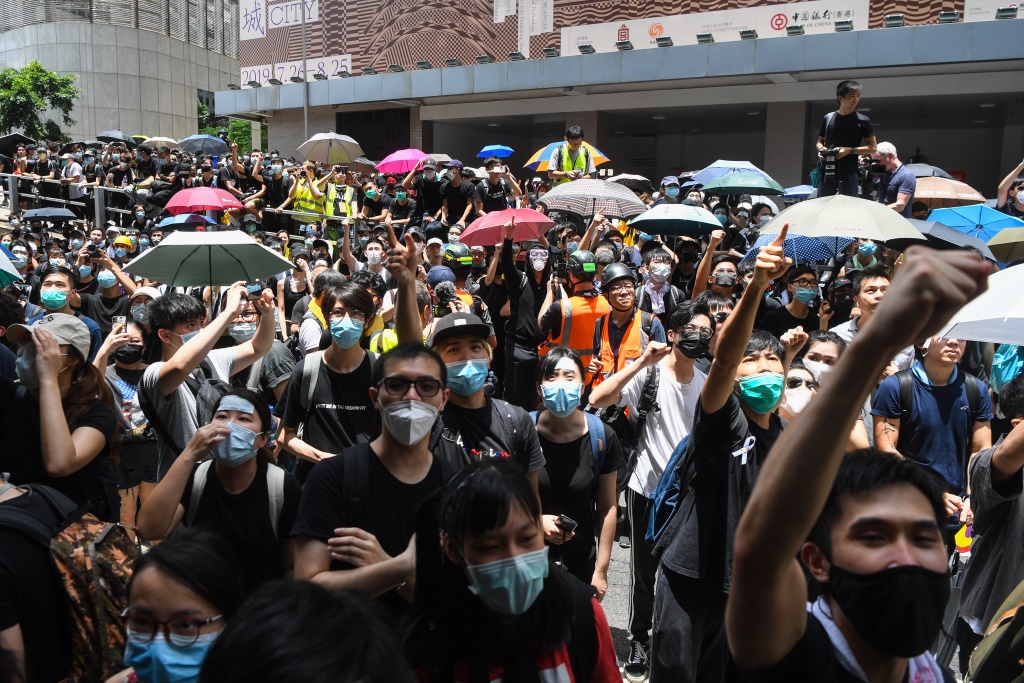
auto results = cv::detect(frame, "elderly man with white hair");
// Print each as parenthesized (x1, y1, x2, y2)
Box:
(872, 141, 916, 217)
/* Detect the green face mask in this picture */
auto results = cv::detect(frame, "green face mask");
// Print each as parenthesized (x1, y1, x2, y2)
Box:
(736, 372, 784, 414)
(40, 289, 68, 311)
(395, 191, 407, 201)
(365, 189, 378, 199)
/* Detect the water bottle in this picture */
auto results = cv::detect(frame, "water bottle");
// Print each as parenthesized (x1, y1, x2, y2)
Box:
(121, 174, 127, 188)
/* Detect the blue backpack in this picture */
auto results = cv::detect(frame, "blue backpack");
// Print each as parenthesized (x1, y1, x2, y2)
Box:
(645, 435, 691, 548)
(529, 411, 607, 482)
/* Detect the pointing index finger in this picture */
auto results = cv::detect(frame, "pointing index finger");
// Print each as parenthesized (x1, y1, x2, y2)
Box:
(385, 220, 398, 248)
(771, 222, 789, 246)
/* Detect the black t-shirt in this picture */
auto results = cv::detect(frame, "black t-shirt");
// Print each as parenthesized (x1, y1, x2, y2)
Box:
(0, 377, 121, 522)
(475, 179, 513, 214)
(279, 353, 380, 480)
(0, 491, 70, 683)
(135, 155, 157, 179)
(411, 174, 443, 216)
(441, 179, 476, 221)
(440, 399, 545, 474)
(760, 306, 819, 340)
(109, 166, 134, 187)
(538, 427, 623, 578)
(725, 613, 956, 682)
(999, 198, 1024, 218)
(239, 165, 264, 194)
(180, 458, 301, 592)
(76, 291, 130, 338)
(217, 166, 238, 191)
(264, 175, 292, 205)
(389, 197, 417, 221)
(362, 194, 392, 219)
(819, 111, 874, 175)
(659, 393, 782, 591)
(290, 442, 448, 616)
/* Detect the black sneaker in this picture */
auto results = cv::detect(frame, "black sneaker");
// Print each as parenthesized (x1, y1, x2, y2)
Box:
(619, 534, 631, 549)
(623, 640, 649, 682)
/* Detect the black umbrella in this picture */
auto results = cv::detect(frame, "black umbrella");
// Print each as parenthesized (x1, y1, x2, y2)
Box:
(22, 207, 78, 222)
(0, 133, 35, 157)
(96, 130, 137, 148)
(886, 219, 997, 260)
(607, 174, 655, 195)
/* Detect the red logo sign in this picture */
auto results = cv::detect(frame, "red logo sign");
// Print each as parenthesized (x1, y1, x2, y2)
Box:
(770, 13, 788, 30)
(618, 24, 630, 41)
(649, 23, 664, 38)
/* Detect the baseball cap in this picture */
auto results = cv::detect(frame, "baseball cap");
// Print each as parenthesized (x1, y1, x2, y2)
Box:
(61, 153, 72, 160)
(8, 314, 92, 362)
(661, 175, 680, 187)
(427, 237, 443, 247)
(130, 286, 162, 302)
(105, 224, 120, 233)
(830, 277, 853, 291)
(444, 160, 463, 169)
(422, 158, 437, 170)
(312, 238, 330, 252)
(430, 312, 491, 347)
(405, 227, 424, 241)
(425, 265, 456, 287)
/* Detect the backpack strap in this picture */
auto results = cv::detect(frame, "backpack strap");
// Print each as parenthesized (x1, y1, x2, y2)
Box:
(964, 373, 981, 433)
(299, 351, 324, 414)
(266, 464, 285, 538)
(824, 111, 837, 146)
(186, 460, 213, 528)
(491, 398, 521, 458)
(341, 444, 371, 523)
(635, 363, 661, 428)
(0, 483, 79, 544)
(896, 369, 914, 422)
(583, 412, 606, 480)
(639, 310, 654, 350)
(246, 357, 264, 393)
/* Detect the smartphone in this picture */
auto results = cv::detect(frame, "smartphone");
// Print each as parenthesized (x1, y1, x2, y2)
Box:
(556, 514, 578, 533)
(112, 316, 127, 333)
(245, 282, 264, 300)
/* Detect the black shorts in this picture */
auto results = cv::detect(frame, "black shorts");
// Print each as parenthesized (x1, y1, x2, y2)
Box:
(117, 442, 159, 489)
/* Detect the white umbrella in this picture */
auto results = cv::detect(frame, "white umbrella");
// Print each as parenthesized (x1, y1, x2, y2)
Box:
(296, 132, 364, 165)
(141, 136, 178, 149)
(122, 230, 293, 286)
(936, 264, 1024, 345)
(765, 194, 925, 243)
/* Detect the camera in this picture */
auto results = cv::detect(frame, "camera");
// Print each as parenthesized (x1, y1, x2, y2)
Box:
(819, 147, 840, 182)
(86, 243, 99, 255)
(432, 281, 458, 318)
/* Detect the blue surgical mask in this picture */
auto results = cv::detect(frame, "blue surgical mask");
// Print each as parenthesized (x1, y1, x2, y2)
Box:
(271, 164, 282, 175)
(465, 547, 550, 616)
(566, 241, 580, 254)
(446, 358, 489, 396)
(49, 258, 60, 266)
(135, 211, 146, 220)
(123, 631, 218, 683)
(330, 316, 363, 349)
(15, 345, 39, 389)
(79, 265, 93, 279)
(115, 247, 128, 259)
(175, 329, 200, 346)
(715, 213, 728, 226)
(638, 232, 653, 242)
(541, 381, 582, 418)
(794, 287, 818, 305)
(85, 156, 95, 164)
(139, 238, 150, 247)
(112, 154, 120, 162)
(10, 255, 27, 269)
(40, 289, 68, 311)
(358, 236, 369, 247)
(228, 322, 256, 342)
(665, 186, 680, 198)
(858, 242, 877, 257)
(213, 421, 259, 467)
(737, 372, 784, 414)
(97, 271, 118, 289)
(70, 239, 83, 250)
(132, 304, 150, 325)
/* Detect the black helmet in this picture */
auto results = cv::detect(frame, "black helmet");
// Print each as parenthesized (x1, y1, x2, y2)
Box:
(443, 242, 472, 269)
(567, 249, 598, 278)
(601, 262, 635, 290)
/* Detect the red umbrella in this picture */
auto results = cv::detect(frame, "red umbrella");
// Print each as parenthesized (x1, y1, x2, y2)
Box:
(460, 208, 553, 247)
(164, 187, 244, 215)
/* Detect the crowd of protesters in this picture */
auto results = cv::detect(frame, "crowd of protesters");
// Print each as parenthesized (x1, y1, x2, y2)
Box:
(1, 79, 1023, 683)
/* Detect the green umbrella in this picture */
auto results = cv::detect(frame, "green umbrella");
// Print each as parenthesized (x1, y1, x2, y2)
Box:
(700, 172, 785, 196)
(122, 230, 293, 286)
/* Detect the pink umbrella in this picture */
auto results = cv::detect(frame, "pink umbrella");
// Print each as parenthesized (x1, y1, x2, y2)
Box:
(461, 208, 554, 247)
(165, 187, 244, 215)
(375, 148, 428, 174)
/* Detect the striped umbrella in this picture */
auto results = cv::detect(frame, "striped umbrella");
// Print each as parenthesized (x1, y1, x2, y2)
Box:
(524, 141, 610, 172)
(536, 179, 646, 221)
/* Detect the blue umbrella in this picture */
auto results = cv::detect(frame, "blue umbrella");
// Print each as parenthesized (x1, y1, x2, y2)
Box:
(783, 185, 816, 199)
(178, 134, 230, 156)
(742, 233, 853, 265)
(477, 145, 514, 158)
(691, 159, 771, 186)
(928, 205, 1024, 243)
(157, 213, 218, 229)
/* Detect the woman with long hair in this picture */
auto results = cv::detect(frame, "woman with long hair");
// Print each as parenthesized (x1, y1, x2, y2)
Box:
(404, 458, 621, 683)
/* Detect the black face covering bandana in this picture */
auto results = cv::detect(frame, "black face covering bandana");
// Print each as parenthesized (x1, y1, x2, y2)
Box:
(828, 563, 949, 658)
(675, 330, 711, 359)
(113, 344, 145, 365)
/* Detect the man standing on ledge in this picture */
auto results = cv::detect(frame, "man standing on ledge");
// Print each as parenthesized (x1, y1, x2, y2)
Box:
(548, 126, 596, 185)
(816, 80, 877, 197)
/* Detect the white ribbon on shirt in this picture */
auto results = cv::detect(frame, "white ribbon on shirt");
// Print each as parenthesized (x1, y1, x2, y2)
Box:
(732, 436, 756, 466)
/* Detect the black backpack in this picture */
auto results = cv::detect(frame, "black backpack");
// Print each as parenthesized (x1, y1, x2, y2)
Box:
(137, 360, 232, 453)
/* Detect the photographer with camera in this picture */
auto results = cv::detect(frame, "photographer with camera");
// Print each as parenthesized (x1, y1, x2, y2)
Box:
(872, 142, 916, 217)
(816, 80, 877, 197)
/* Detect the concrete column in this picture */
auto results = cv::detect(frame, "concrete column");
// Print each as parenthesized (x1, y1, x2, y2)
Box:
(763, 102, 810, 188)
(251, 120, 262, 151)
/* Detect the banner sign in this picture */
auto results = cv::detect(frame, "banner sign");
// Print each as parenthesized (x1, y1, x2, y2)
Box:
(964, 0, 1020, 21)
(240, 0, 319, 41)
(240, 54, 351, 87)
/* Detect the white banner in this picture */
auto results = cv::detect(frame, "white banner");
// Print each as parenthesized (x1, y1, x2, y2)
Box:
(561, 0, 869, 52)
(528, 0, 553, 36)
(964, 0, 1021, 21)
(240, 54, 351, 87)
(493, 0, 516, 23)
(239, 0, 266, 40)
(267, 0, 319, 30)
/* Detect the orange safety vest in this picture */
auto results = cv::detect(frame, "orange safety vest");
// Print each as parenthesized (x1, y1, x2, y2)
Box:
(595, 310, 651, 386)
(541, 294, 611, 370)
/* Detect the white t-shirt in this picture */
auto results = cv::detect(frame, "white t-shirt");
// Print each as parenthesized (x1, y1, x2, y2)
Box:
(299, 316, 324, 352)
(620, 360, 706, 497)
(140, 346, 237, 475)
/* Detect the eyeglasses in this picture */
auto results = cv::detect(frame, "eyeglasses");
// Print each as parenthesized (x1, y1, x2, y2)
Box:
(681, 324, 713, 337)
(608, 282, 634, 294)
(786, 377, 819, 391)
(377, 376, 443, 397)
(120, 610, 223, 646)
(330, 309, 367, 323)
(791, 279, 818, 288)
(236, 310, 259, 322)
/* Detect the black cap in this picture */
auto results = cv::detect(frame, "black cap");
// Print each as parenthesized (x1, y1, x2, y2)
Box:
(830, 277, 853, 291)
(430, 312, 490, 347)
(601, 262, 635, 290)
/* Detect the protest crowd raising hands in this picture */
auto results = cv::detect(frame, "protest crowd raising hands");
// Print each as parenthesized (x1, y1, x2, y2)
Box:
(4, 78, 1024, 683)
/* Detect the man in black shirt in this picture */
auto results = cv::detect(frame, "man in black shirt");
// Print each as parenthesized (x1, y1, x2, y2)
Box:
(440, 160, 475, 228)
(474, 156, 522, 217)
(401, 157, 444, 220)
(760, 266, 821, 339)
(816, 80, 877, 197)
(724, 247, 985, 683)
(134, 145, 157, 181)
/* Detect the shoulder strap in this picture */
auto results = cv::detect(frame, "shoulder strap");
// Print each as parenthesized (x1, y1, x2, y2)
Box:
(300, 351, 324, 413)
(824, 111, 837, 144)
(897, 369, 914, 422)
(964, 373, 981, 433)
(640, 311, 654, 347)
(246, 357, 264, 393)
(266, 464, 285, 538)
(341, 444, 371, 523)
(186, 460, 213, 527)
(637, 363, 660, 419)
(584, 412, 606, 480)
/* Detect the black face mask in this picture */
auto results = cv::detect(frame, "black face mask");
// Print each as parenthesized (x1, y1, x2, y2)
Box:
(713, 272, 737, 288)
(828, 563, 949, 658)
(675, 330, 711, 359)
(830, 293, 855, 321)
(114, 343, 144, 365)
(681, 251, 699, 264)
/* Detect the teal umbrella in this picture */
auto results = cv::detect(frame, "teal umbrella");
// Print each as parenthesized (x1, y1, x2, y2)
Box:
(122, 230, 293, 286)
(701, 172, 785, 196)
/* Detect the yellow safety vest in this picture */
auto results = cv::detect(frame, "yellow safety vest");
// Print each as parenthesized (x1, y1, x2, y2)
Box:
(323, 183, 356, 218)
(553, 144, 590, 185)
(292, 180, 324, 224)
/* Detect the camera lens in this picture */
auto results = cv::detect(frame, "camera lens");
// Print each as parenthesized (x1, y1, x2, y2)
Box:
(87, 243, 98, 254)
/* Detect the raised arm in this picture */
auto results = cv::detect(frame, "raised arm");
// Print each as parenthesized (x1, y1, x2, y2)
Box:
(385, 219, 422, 345)
(997, 158, 1024, 208)
(727, 248, 990, 671)
(588, 341, 672, 409)
(691, 229, 724, 299)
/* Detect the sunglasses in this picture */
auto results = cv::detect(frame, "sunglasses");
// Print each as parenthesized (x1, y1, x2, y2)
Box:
(786, 377, 819, 391)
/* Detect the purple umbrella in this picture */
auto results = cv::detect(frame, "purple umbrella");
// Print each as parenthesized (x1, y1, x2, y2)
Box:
(376, 148, 428, 174)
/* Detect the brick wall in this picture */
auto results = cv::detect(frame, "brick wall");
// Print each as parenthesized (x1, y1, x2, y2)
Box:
(763, 102, 810, 189)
